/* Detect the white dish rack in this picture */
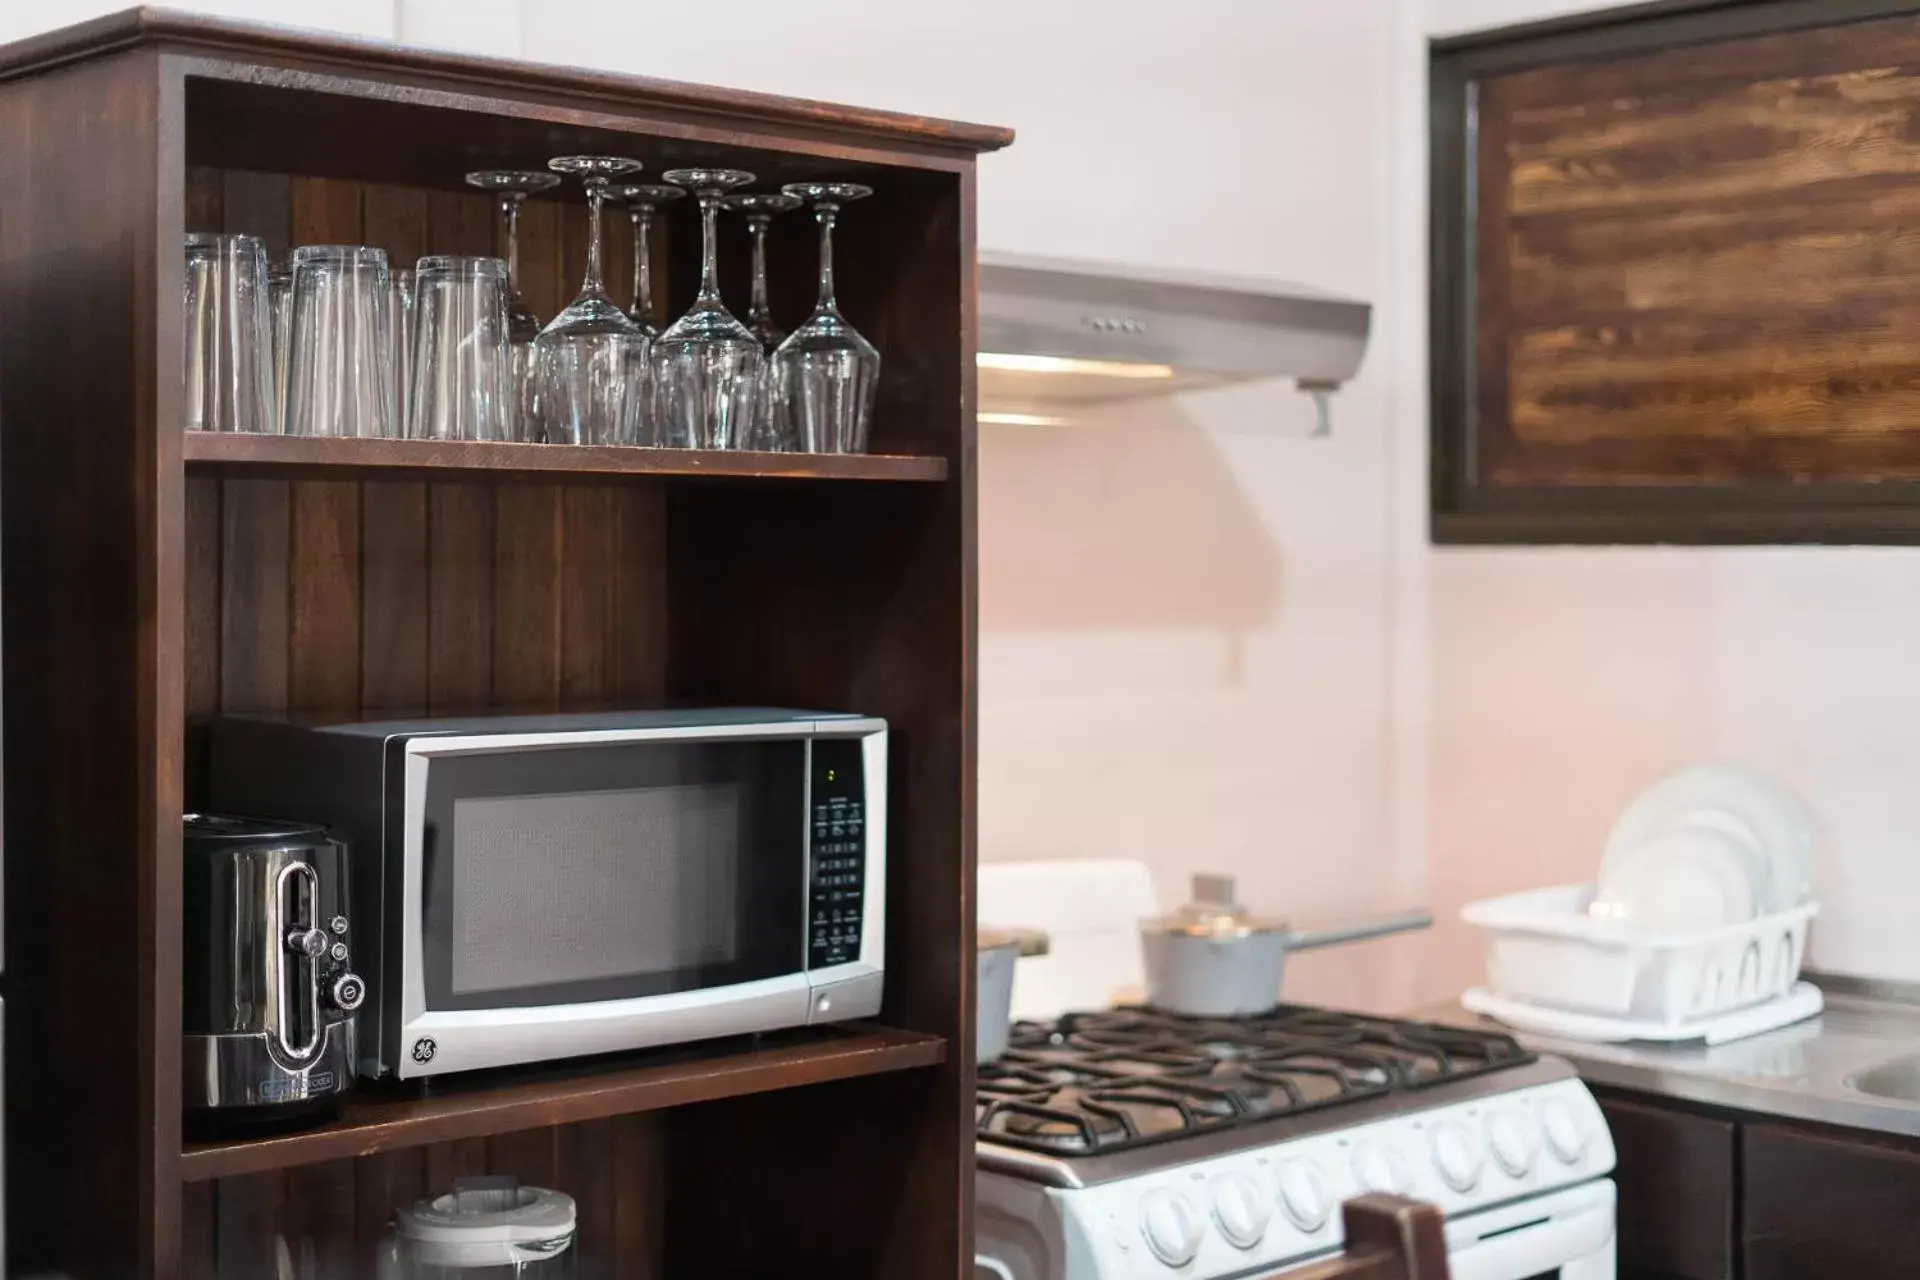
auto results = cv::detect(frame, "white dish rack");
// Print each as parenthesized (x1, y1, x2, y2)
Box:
(1461, 883, 1817, 1026)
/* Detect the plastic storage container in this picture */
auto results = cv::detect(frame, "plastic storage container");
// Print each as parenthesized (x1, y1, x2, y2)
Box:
(1461, 883, 1817, 1025)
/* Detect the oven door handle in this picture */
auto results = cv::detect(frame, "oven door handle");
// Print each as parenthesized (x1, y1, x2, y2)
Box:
(1442, 1182, 1615, 1280)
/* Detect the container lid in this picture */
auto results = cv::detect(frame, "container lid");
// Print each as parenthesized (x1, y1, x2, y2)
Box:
(1141, 873, 1289, 939)
(978, 927, 1051, 957)
(394, 1178, 576, 1267)
(182, 812, 330, 847)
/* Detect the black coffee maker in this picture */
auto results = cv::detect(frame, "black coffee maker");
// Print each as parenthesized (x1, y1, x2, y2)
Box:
(182, 813, 364, 1130)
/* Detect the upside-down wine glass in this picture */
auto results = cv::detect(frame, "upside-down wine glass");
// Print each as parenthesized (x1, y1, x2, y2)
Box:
(652, 168, 761, 450)
(465, 169, 561, 441)
(607, 183, 686, 337)
(770, 183, 880, 454)
(533, 155, 648, 446)
(725, 191, 803, 451)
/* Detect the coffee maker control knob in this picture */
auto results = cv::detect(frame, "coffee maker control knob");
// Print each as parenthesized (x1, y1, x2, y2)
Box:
(329, 973, 366, 1012)
(287, 927, 328, 958)
(329, 915, 349, 935)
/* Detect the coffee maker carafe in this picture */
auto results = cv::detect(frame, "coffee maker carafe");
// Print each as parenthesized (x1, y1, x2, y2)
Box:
(182, 813, 363, 1129)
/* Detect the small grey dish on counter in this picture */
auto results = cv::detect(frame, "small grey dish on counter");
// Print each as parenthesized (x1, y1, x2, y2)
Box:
(1423, 971, 1920, 1142)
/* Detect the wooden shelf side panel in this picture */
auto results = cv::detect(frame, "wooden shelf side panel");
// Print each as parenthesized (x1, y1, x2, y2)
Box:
(0, 44, 182, 1280)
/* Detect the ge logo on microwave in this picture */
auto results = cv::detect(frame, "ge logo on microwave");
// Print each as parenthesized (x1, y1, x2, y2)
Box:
(412, 1037, 437, 1064)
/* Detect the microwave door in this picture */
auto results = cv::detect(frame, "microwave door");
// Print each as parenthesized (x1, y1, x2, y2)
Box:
(395, 731, 815, 1077)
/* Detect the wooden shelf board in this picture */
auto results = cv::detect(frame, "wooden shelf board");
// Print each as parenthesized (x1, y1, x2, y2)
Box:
(179, 1024, 945, 1182)
(182, 431, 950, 483)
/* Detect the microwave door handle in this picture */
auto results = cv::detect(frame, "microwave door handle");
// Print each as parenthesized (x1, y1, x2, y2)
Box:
(273, 861, 324, 1064)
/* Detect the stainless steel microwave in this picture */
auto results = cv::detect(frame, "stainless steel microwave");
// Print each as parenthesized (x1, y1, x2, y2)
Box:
(208, 709, 886, 1080)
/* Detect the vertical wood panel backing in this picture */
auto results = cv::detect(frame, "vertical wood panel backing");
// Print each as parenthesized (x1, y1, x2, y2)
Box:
(184, 477, 221, 716)
(360, 481, 428, 710)
(352, 1148, 426, 1280)
(427, 482, 496, 708)
(492, 483, 564, 705)
(224, 171, 293, 260)
(287, 479, 362, 710)
(218, 479, 290, 711)
(516, 196, 565, 330)
(612, 487, 668, 703)
(213, 1171, 286, 1279)
(282, 1159, 357, 1280)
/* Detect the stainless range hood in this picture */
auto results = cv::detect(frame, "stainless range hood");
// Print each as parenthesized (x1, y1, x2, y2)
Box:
(976, 253, 1371, 430)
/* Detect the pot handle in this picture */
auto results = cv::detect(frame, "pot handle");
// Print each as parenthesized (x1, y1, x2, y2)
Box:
(1286, 908, 1432, 952)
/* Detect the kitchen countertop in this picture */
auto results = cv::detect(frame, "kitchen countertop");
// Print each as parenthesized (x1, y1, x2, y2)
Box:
(1416, 973, 1920, 1140)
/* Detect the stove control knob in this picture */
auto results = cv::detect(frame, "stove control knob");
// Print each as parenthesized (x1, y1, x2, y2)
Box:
(1276, 1160, 1332, 1232)
(1430, 1121, 1485, 1192)
(1486, 1110, 1539, 1177)
(1352, 1142, 1410, 1195)
(1208, 1173, 1270, 1250)
(1138, 1188, 1204, 1268)
(1542, 1100, 1590, 1164)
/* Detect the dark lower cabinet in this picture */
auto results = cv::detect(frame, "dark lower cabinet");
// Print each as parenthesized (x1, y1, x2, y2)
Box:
(1744, 1123, 1920, 1280)
(1595, 1091, 1736, 1280)
(1595, 1084, 1920, 1280)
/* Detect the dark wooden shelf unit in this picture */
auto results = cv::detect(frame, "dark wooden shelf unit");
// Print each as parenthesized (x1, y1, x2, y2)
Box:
(0, 9, 1008, 1279)
(180, 1026, 946, 1182)
(183, 430, 951, 482)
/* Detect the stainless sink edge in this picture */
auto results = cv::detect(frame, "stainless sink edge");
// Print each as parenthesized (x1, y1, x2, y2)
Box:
(1415, 976, 1920, 1142)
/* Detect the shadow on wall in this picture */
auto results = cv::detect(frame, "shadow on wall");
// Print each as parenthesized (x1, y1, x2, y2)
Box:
(979, 395, 1283, 653)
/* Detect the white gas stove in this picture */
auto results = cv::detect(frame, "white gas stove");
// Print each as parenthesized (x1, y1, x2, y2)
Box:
(975, 1007, 1617, 1280)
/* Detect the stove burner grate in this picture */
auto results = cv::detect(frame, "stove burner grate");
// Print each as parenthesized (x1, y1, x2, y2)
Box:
(977, 1004, 1533, 1159)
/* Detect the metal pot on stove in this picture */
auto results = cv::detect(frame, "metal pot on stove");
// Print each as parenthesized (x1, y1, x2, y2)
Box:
(977, 926, 1049, 1062)
(1140, 874, 1431, 1017)
(380, 1178, 576, 1279)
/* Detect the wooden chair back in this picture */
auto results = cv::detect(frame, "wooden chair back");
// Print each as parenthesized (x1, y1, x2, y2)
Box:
(1282, 1195, 1451, 1280)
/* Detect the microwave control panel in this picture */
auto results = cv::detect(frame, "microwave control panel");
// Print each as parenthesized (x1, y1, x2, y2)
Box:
(809, 738, 868, 967)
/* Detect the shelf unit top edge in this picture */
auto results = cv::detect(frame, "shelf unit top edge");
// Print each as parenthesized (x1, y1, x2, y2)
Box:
(0, 5, 1016, 157)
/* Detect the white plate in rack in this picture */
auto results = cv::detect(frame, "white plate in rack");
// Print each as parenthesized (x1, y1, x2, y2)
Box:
(1463, 982, 1824, 1045)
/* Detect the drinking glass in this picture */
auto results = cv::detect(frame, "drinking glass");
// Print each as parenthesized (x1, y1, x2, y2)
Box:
(268, 262, 293, 433)
(770, 183, 881, 454)
(391, 266, 416, 439)
(606, 184, 685, 337)
(408, 255, 511, 442)
(466, 170, 561, 441)
(184, 232, 274, 433)
(284, 244, 395, 439)
(652, 168, 761, 450)
(532, 156, 648, 446)
(725, 192, 803, 451)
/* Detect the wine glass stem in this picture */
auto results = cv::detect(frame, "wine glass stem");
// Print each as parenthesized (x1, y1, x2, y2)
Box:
(582, 182, 607, 296)
(749, 217, 772, 324)
(815, 204, 840, 313)
(697, 193, 722, 304)
(632, 209, 653, 319)
(499, 195, 523, 295)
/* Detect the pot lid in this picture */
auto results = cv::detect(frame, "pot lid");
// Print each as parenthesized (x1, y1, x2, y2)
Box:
(979, 926, 1051, 957)
(1142, 873, 1289, 939)
(394, 1178, 575, 1267)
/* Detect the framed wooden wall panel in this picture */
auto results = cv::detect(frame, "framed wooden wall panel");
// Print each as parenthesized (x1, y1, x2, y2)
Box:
(1433, 0, 1920, 542)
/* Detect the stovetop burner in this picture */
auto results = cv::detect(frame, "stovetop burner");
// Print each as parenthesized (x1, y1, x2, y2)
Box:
(976, 1005, 1533, 1158)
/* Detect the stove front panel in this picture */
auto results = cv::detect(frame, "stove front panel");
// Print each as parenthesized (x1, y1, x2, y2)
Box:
(977, 1077, 1615, 1280)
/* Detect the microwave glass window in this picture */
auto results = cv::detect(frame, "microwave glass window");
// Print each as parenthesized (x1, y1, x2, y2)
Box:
(450, 784, 744, 994)
(420, 740, 806, 1010)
